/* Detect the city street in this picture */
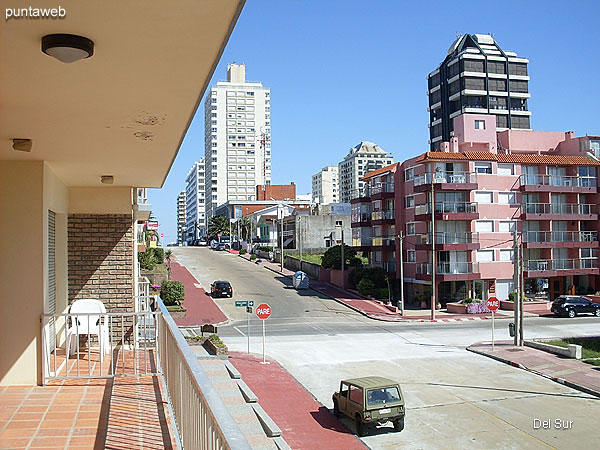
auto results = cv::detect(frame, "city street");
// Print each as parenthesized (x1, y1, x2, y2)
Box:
(174, 247, 600, 449)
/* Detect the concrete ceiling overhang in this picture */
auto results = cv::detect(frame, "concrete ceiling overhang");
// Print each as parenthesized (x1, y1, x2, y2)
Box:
(0, 0, 245, 187)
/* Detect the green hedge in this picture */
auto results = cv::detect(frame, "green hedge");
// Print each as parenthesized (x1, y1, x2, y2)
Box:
(250, 254, 257, 260)
(357, 278, 375, 296)
(160, 281, 184, 306)
(138, 250, 155, 270)
(239, 249, 247, 255)
(258, 246, 273, 252)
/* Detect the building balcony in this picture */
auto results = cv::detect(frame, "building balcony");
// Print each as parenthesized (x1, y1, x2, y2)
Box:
(524, 259, 600, 277)
(416, 262, 481, 281)
(369, 182, 395, 199)
(519, 174, 597, 193)
(522, 231, 598, 248)
(414, 201, 478, 221)
(521, 203, 597, 221)
(371, 209, 395, 223)
(370, 261, 396, 273)
(413, 172, 478, 193)
(371, 235, 397, 248)
(415, 232, 480, 250)
(349, 188, 370, 203)
(352, 237, 373, 249)
(351, 212, 371, 227)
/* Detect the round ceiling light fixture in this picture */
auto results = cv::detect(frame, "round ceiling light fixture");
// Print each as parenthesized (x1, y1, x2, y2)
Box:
(42, 34, 94, 63)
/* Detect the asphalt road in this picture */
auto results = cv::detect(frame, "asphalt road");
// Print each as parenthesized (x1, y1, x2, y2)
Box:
(173, 247, 600, 450)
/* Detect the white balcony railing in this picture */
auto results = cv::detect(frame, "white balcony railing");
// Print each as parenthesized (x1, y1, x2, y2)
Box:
(416, 232, 478, 245)
(414, 171, 477, 187)
(519, 174, 597, 188)
(414, 201, 478, 215)
(521, 203, 596, 215)
(522, 231, 597, 243)
(371, 235, 396, 246)
(371, 210, 395, 221)
(525, 259, 598, 271)
(417, 262, 478, 275)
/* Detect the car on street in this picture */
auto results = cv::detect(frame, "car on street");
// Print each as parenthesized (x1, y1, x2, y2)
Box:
(332, 376, 405, 437)
(551, 295, 600, 318)
(210, 280, 233, 298)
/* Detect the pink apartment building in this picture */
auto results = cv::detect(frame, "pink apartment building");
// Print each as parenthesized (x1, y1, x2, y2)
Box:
(352, 113, 600, 306)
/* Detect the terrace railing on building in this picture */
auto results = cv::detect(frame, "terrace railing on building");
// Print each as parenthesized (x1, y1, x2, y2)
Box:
(372, 235, 396, 246)
(522, 231, 598, 243)
(416, 262, 478, 275)
(521, 203, 597, 215)
(351, 212, 371, 223)
(352, 236, 373, 247)
(371, 210, 395, 221)
(369, 182, 394, 195)
(370, 261, 396, 273)
(519, 174, 597, 188)
(414, 201, 478, 215)
(525, 259, 598, 271)
(416, 232, 478, 245)
(414, 171, 477, 186)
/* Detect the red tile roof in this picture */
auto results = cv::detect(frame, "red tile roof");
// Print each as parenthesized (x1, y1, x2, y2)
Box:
(415, 151, 600, 166)
(362, 162, 399, 180)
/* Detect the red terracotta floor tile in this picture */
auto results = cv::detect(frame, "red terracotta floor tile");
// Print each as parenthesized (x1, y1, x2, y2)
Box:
(0, 437, 33, 448)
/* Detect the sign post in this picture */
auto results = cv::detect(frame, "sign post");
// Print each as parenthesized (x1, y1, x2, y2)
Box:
(256, 303, 271, 364)
(486, 297, 500, 351)
(235, 301, 254, 353)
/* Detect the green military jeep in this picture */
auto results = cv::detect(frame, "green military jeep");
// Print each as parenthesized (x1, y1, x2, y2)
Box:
(332, 376, 405, 436)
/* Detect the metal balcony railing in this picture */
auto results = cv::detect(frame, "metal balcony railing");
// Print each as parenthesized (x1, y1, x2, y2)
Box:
(525, 259, 598, 271)
(416, 262, 478, 275)
(522, 231, 598, 243)
(371, 210, 395, 221)
(372, 236, 396, 246)
(369, 182, 394, 195)
(351, 212, 372, 223)
(416, 232, 478, 245)
(414, 171, 477, 187)
(370, 262, 396, 273)
(519, 174, 597, 188)
(352, 237, 372, 247)
(521, 203, 596, 215)
(414, 201, 478, 215)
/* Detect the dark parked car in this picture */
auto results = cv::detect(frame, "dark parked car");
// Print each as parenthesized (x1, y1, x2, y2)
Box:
(211, 281, 233, 298)
(551, 296, 600, 318)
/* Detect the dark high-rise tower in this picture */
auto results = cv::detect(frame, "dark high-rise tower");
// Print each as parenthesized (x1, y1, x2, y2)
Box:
(427, 34, 531, 150)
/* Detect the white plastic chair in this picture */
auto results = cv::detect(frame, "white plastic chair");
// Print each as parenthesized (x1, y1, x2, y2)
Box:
(66, 299, 110, 359)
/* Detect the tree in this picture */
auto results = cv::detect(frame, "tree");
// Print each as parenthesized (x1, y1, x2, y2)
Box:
(165, 250, 173, 280)
(238, 217, 251, 240)
(208, 215, 230, 239)
(321, 244, 357, 270)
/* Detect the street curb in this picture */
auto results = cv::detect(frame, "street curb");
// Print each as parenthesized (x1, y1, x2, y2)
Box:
(467, 345, 600, 399)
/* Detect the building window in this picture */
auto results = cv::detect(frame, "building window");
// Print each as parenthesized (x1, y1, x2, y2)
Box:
(475, 220, 494, 233)
(407, 223, 416, 235)
(475, 120, 486, 130)
(405, 195, 415, 208)
(498, 220, 516, 233)
(499, 249, 513, 262)
(474, 191, 493, 203)
(405, 168, 414, 181)
(476, 250, 495, 262)
(497, 164, 514, 176)
(498, 192, 516, 205)
(474, 162, 492, 174)
(407, 250, 416, 262)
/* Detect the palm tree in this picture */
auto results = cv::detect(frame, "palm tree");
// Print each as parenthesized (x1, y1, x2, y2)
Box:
(165, 250, 173, 280)
(238, 217, 251, 241)
(208, 215, 230, 240)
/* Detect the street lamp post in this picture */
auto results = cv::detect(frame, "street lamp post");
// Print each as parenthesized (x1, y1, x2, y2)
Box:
(397, 231, 405, 317)
(431, 169, 437, 321)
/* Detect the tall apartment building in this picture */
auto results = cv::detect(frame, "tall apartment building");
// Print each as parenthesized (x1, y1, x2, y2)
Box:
(338, 141, 394, 203)
(185, 159, 206, 243)
(312, 166, 339, 204)
(204, 63, 271, 219)
(352, 113, 600, 306)
(177, 191, 186, 245)
(427, 33, 531, 150)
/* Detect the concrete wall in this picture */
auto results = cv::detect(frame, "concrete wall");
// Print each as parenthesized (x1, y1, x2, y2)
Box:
(295, 215, 352, 249)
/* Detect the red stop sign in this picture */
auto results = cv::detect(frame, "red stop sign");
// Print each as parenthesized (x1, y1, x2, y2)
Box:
(486, 297, 500, 311)
(256, 303, 271, 320)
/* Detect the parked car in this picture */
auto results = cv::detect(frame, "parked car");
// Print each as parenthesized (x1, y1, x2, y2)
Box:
(210, 281, 233, 298)
(210, 240, 219, 250)
(198, 238, 208, 246)
(216, 243, 227, 251)
(551, 295, 600, 318)
(332, 376, 405, 437)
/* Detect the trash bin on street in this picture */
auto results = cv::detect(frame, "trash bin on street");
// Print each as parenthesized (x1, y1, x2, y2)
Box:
(293, 271, 309, 290)
(508, 322, 515, 337)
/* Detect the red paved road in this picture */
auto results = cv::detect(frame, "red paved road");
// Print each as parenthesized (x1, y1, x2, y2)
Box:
(170, 260, 228, 326)
(228, 352, 366, 450)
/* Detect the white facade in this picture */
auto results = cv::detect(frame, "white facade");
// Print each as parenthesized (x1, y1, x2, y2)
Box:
(312, 166, 339, 204)
(177, 191, 186, 245)
(338, 141, 394, 202)
(204, 63, 271, 219)
(185, 159, 206, 243)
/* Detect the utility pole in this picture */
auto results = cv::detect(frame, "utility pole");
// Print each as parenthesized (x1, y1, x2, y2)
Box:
(299, 216, 303, 263)
(513, 230, 520, 346)
(398, 231, 405, 317)
(341, 226, 345, 288)
(519, 242, 524, 346)
(431, 171, 436, 321)
(280, 206, 284, 273)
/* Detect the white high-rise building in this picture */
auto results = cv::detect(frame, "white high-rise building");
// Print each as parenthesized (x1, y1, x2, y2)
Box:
(185, 159, 206, 243)
(312, 166, 339, 204)
(204, 63, 271, 219)
(338, 141, 394, 203)
(177, 191, 186, 245)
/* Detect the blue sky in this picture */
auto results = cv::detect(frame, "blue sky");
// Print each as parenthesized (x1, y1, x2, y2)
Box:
(151, 0, 600, 243)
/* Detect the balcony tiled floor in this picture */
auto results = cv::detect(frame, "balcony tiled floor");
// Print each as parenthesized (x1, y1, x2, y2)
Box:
(0, 349, 179, 450)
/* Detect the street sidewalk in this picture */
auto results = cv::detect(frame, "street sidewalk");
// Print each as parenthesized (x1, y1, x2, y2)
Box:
(468, 341, 600, 398)
(228, 352, 367, 450)
(233, 251, 542, 323)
